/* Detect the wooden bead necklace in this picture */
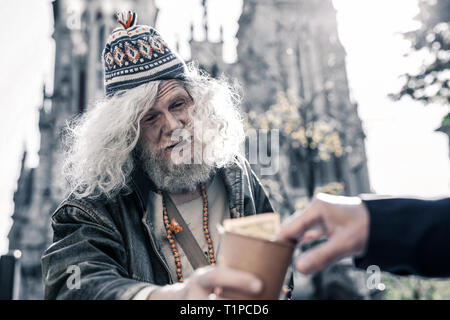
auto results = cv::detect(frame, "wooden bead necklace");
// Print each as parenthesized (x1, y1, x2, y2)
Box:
(159, 183, 215, 283)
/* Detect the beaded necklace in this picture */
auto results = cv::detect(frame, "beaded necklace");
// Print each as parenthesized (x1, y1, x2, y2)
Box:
(158, 183, 215, 283)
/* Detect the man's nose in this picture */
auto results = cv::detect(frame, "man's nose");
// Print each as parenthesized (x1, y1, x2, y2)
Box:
(162, 112, 183, 134)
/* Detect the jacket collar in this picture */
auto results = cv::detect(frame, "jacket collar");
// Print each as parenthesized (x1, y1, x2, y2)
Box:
(130, 158, 245, 217)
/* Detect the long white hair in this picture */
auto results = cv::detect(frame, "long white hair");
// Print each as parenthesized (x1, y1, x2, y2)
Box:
(63, 64, 245, 199)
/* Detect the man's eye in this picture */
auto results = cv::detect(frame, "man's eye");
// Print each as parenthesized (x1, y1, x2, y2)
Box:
(146, 115, 157, 122)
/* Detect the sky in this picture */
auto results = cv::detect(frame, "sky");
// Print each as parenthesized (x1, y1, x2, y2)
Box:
(0, 0, 449, 255)
(332, 0, 449, 197)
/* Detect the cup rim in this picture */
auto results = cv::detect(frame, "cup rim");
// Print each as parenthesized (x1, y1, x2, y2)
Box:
(221, 229, 296, 249)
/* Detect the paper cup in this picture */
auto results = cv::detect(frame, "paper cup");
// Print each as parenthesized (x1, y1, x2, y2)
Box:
(217, 230, 295, 300)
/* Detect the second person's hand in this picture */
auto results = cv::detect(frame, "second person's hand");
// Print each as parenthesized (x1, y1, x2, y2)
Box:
(276, 193, 370, 274)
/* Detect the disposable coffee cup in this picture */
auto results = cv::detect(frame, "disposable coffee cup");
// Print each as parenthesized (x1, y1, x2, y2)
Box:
(217, 227, 295, 300)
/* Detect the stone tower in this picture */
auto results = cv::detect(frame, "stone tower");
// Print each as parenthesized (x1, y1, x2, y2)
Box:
(190, 0, 371, 204)
(188, 0, 226, 78)
(8, 0, 157, 299)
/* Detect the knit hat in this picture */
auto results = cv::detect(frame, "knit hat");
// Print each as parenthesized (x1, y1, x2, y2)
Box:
(102, 11, 186, 97)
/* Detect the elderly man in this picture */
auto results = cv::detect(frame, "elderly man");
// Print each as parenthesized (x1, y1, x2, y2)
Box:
(42, 11, 272, 300)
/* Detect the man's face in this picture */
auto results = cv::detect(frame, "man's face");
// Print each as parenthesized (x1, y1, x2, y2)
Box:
(139, 79, 193, 163)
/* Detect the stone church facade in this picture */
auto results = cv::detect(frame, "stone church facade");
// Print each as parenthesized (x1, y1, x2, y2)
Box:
(10, 0, 371, 299)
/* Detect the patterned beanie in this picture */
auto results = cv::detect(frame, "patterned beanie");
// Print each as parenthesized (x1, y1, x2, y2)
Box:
(102, 11, 186, 97)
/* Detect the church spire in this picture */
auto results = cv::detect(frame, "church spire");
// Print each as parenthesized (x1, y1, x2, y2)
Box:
(202, 0, 208, 41)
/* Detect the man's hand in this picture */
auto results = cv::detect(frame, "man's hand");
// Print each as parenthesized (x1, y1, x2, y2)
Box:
(276, 193, 370, 274)
(148, 265, 263, 300)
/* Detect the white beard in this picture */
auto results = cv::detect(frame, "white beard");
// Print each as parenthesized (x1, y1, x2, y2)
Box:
(137, 143, 215, 193)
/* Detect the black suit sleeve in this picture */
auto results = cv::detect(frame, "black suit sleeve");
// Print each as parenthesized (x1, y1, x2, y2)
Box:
(354, 197, 450, 277)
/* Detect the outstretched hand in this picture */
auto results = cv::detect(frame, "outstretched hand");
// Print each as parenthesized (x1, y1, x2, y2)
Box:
(276, 193, 370, 274)
(148, 265, 263, 300)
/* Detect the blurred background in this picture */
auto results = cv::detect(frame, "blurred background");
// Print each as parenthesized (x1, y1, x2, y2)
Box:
(0, 0, 449, 299)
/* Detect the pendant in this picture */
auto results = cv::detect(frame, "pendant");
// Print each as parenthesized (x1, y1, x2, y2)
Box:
(169, 218, 183, 234)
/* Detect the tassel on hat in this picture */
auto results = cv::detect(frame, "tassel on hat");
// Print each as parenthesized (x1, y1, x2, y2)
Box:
(116, 10, 137, 29)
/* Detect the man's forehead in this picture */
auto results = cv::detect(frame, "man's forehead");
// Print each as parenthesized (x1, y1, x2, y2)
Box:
(156, 79, 187, 101)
